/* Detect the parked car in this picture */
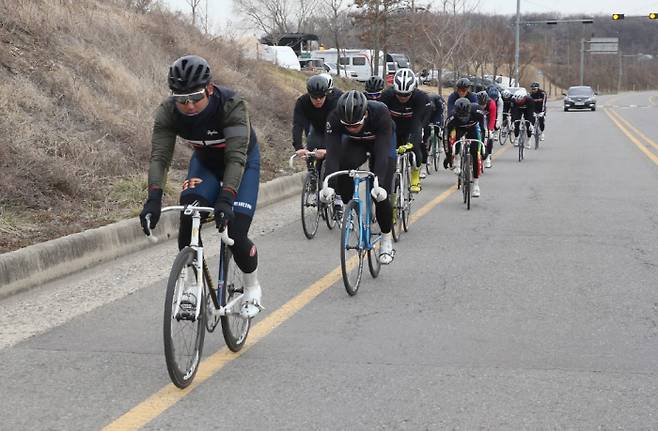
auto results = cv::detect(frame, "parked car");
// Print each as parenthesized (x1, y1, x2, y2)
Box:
(563, 86, 597, 111)
(323, 62, 358, 79)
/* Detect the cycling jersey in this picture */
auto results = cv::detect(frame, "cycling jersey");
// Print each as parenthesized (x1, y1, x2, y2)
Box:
(292, 92, 341, 150)
(380, 87, 431, 167)
(511, 96, 536, 138)
(444, 105, 485, 179)
(324, 100, 395, 233)
(530, 89, 547, 112)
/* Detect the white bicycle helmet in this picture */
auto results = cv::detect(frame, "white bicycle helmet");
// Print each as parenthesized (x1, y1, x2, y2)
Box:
(393, 68, 417, 95)
(319, 72, 334, 90)
(513, 88, 528, 101)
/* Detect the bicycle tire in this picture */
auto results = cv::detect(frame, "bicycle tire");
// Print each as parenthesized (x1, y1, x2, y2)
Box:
(431, 135, 440, 172)
(465, 154, 471, 210)
(534, 122, 540, 150)
(518, 132, 524, 162)
(391, 174, 402, 242)
(324, 203, 336, 230)
(340, 200, 363, 296)
(367, 201, 381, 278)
(402, 163, 412, 233)
(301, 173, 320, 239)
(163, 247, 206, 389)
(220, 244, 251, 352)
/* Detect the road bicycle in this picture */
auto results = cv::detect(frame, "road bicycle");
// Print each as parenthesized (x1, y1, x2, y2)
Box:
(289, 152, 337, 239)
(425, 123, 442, 174)
(455, 138, 482, 210)
(322, 169, 383, 296)
(500, 112, 513, 145)
(533, 111, 545, 150)
(146, 205, 252, 389)
(391, 143, 415, 243)
(512, 119, 530, 162)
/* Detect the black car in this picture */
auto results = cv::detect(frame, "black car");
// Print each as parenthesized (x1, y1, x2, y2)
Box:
(563, 86, 597, 111)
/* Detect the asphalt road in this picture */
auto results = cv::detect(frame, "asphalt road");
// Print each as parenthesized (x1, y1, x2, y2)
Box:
(1, 92, 657, 430)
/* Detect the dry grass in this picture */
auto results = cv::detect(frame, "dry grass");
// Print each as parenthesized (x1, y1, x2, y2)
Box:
(0, 0, 320, 252)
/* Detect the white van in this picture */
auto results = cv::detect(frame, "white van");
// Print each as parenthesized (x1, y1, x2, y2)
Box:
(258, 45, 301, 71)
(311, 49, 373, 81)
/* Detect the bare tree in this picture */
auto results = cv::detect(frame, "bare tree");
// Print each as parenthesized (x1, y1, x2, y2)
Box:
(351, 0, 404, 75)
(185, 0, 203, 26)
(324, 0, 346, 74)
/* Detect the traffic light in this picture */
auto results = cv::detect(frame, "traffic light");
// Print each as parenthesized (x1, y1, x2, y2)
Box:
(649, 12, 657, 20)
(612, 13, 624, 20)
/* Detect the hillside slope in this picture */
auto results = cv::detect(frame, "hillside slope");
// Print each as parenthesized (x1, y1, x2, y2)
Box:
(0, 0, 314, 252)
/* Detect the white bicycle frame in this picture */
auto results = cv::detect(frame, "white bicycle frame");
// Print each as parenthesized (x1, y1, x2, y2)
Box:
(146, 205, 243, 321)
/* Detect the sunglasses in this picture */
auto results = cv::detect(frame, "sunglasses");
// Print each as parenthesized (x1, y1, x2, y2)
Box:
(340, 116, 366, 128)
(365, 91, 382, 99)
(310, 94, 327, 100)
(396, 92, 412, 98)
(172, 89, 207, 104)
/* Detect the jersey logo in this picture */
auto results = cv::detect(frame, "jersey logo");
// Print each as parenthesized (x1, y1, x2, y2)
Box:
(325, 121, 332, 135)
(207, 130, 219, 136)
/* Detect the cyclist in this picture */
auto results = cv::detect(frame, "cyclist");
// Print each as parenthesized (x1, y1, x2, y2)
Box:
(511, 88, 535, 148)
(421, 92, 445, 177)
(501, 88, 514, 130)
(447, 77, 477, 116)
(292, 75, 341, 185)
(444, 98, 486, 197)
(487, 86, 503, 131)
(320, 90, 396, 264)
(380, 68, 431, 193)
(529, 82, 547, 141)
(364, 75, 386, 101)
(476, 91, 496, 168)
(138, 55, 262, 318)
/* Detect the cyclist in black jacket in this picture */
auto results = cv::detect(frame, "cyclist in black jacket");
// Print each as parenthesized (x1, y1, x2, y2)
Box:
(529, 82, 547, 141)
(511, 89, 535, 148)
(380, 68, 431, 193)
(321, 91, 397, 264)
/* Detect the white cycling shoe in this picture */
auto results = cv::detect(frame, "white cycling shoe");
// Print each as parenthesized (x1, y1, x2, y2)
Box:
(540, 132, 545, 141)
(241, 271, 264, 319)
(452, 156, 461, 175)
(379, 233, 395, 265)
(472, 180, 481, 198)
(484, 156, 492, 169)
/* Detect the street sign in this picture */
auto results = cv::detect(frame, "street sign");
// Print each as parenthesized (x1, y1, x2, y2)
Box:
(589, 37, 619, 54)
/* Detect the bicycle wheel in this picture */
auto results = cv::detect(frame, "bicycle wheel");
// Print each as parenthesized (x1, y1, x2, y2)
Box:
(220, 245, 251, 352)
(534, 123, 540, 150)
(431, 136, 440, 172)
(391, 174, 402, 242)
(518, 133, 524, 162)
(402, 164, 412, 232)
(301, 173, 320, 239)
(323, 202, 336, 230)
(367, 201, 381, 278)
(163, 247, 206, 389)
(465, 154, 472, 210)
(340, 200, 363, 296)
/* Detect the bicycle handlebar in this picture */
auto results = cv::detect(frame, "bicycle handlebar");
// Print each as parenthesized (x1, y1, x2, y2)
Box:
(322, 170, 379, 191)
(289, 151, 317, 169)
(144, 205, 234, 246)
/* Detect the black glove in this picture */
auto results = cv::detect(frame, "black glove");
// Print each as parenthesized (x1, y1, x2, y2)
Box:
(139, 189, 163, 235)
(214, 189, 235, 231)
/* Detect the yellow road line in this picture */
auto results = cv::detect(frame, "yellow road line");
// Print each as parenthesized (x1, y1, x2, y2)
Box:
(103, 144, 510, 430)
(604, 108, 658, 167)
(607, 108, 658, 153)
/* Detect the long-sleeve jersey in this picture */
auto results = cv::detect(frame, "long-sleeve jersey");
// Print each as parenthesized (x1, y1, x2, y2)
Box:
(427, 93, 445, 125)
(379, 88, 431, 146)
(444, 105, 486, 142)
(292, 92, 341, 150)
(484, 98, 497, 130)
(324, 101, 396, 184)
(530, 90, 547, 112)
(494, 97, 503, 127)
(447, 91, 478, 116)
(148, 84, 253, 195)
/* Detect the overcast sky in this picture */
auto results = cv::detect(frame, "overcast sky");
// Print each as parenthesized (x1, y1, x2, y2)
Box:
(161, 0, 658, 34)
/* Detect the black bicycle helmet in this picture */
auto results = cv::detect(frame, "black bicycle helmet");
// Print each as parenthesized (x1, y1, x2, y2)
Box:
(476, 90, 489, 106)
(168, 55, 212, 93)
(454, 97, 471, 121)
(456, 78, 471, 89)
(337, 90, 368, 125)
(530, 81, 540, 90)
(307, 75, 330, 98)
(365, 75, 385, 93)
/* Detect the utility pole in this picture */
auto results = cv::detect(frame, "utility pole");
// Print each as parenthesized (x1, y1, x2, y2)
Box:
(513, 0, 520, 86)
(579, 38, 585, 85)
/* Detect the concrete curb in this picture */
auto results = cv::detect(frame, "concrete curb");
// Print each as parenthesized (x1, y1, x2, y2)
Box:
(0, 172, 305, 299)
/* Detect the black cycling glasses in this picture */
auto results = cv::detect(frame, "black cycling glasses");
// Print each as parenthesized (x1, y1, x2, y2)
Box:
(365, 91, 382, 99)
(395, 91, 412, 97)
(309, 93, 327, 100)
(172, 89, 207, 104)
